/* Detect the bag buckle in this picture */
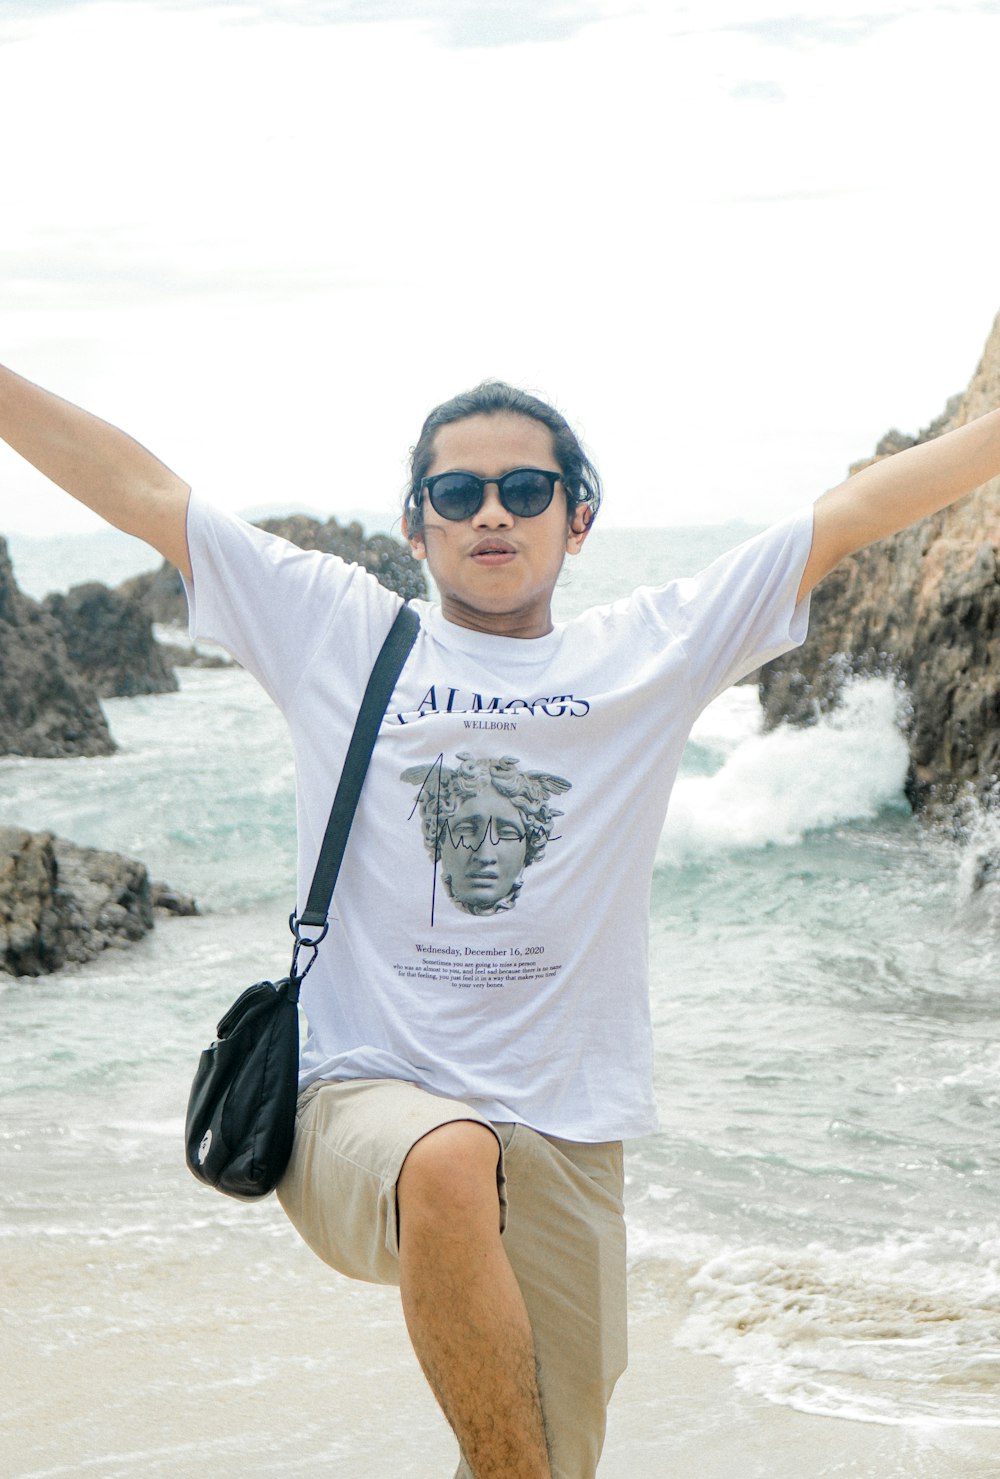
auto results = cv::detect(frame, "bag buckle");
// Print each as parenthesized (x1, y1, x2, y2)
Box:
(288, 911, 329, 981)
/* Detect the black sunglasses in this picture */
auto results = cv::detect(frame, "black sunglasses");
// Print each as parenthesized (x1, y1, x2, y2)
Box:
(419, 467, 561, 522)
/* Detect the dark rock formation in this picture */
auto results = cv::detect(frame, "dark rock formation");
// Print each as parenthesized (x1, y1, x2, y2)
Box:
(149, 880, 200, 916)
(119, 512, 427, 626)
(156, 640, 231, 670)
(43, 582, 178, 699)
(0, 539, 115, 758)
(759, 310, 1000, 815)
(0, 826, 198, 977)
(1, 827, 151, 975)
(256, 514, 428, 604)
(119, 558, 188, 629)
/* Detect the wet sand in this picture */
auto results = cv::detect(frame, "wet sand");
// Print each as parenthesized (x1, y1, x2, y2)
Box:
(605, 1304, 999, 1479)
(5, 1222, 997, 1478)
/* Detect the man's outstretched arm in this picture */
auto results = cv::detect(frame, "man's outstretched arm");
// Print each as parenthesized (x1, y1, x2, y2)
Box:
(0, 364, 192, 579)
(799, 405, 1000, 601)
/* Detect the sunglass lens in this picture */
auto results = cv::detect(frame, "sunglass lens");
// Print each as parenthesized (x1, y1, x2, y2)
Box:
(501, 470, 555, 517)
(428, 474, 482, 521)
(425, 469, 557, 520)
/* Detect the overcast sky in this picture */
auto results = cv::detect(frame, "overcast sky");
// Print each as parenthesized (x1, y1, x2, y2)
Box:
(2, 0, 999, 534)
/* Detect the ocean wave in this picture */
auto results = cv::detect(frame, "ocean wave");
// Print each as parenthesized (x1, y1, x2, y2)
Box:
(673, 1230, 1000, 1428)
(660, 677, 910, 860)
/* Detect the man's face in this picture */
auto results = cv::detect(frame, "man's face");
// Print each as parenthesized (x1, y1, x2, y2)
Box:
(440, 784, 529, 911)
(404, 413, 591, 638)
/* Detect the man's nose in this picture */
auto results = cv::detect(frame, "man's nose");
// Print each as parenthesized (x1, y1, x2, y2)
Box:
(472, 483, 513, 526)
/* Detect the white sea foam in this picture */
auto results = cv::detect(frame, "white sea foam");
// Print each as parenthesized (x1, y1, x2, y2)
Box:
(950, 800, 1000, 941)
(674, 1231, 1000, 1428)
(687, 682, 764, 756)
(660, 677, 910, 860)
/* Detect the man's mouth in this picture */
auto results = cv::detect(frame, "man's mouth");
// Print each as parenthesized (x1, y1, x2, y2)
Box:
(470, 539, 516, 565)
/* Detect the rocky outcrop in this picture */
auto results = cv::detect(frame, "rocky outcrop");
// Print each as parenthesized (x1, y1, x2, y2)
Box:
(256, 514, 428, 603)
(43, 582, 178, 699)
(156, 639, 231, 670)
(118, 558, 188, 629)
(119, 512, 427, 625)
(149, 880, 200, 916)
(0, 826, 198, 977)
(0, 538, 115, 758)
(759, 309, 1000, 814)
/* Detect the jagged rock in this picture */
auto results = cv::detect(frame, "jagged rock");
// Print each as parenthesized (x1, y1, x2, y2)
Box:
(875, 428, 917, 457)
(43, 582, 178, 699)
(255, 515, 427, 604)
(0, 539, 115, 758)
(0, 829, 60, 975)
(0, 828, 142, 975)
(0, 827, 199, 976)
(119, 559, 188, 629)
(759, 312, 1000, 815)
(119, 512, 427, 625)
(150, 880, 200, 916)
(156, 640, 231, 670)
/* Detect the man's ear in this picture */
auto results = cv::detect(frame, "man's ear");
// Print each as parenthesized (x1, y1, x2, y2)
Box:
(565, 505, 593, 557)
(402, 512, 427, 561)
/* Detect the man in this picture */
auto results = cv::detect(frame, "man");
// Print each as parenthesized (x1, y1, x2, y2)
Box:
(2, 365, 998, 1478)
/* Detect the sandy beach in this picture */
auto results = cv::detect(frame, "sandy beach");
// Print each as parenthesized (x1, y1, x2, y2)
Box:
(5, 1204, 997, 1479)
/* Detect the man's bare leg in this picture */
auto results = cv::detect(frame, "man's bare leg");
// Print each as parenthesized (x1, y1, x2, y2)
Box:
(397, 1121, 551, 1479)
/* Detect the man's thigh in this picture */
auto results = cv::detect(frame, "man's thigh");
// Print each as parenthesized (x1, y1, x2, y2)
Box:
(277, 1077, 506, 1285)
(483, 1125, 628, 1479)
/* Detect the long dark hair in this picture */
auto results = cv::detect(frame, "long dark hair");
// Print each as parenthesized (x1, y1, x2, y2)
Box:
(403, 381, 602, 532)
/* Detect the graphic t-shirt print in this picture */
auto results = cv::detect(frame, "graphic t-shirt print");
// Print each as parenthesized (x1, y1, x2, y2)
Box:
(401, 752, 571, 923)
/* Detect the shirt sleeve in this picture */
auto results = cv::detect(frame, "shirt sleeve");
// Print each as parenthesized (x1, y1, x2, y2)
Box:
(634, 506, 814, 714)
(183, 492, 402, 710)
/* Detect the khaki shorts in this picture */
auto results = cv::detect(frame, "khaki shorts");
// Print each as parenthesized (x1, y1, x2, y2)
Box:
(278, 1077, 628, 1479)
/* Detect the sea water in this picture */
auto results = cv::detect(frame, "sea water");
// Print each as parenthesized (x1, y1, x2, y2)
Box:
(2, 524, 998, 1471)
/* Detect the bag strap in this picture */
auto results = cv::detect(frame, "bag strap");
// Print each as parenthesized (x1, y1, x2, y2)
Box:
(289, 603, 419, 974)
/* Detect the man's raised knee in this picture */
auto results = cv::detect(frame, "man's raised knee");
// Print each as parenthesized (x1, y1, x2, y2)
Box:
(397, 1120, 502, 1241)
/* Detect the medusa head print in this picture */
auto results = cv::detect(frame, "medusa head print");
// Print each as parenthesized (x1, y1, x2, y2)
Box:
(401, 753, 571, 918)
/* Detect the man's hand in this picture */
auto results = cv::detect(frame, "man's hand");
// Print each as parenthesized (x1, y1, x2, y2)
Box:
(799, 404, 1000, 601)
(0, 365, 192, 579)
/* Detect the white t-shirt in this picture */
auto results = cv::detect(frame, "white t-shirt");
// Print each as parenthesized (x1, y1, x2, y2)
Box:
(185, 494, 813, 1140)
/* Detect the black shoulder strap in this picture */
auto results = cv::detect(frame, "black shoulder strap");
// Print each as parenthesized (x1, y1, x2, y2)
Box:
(291, 604, 419, 954)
